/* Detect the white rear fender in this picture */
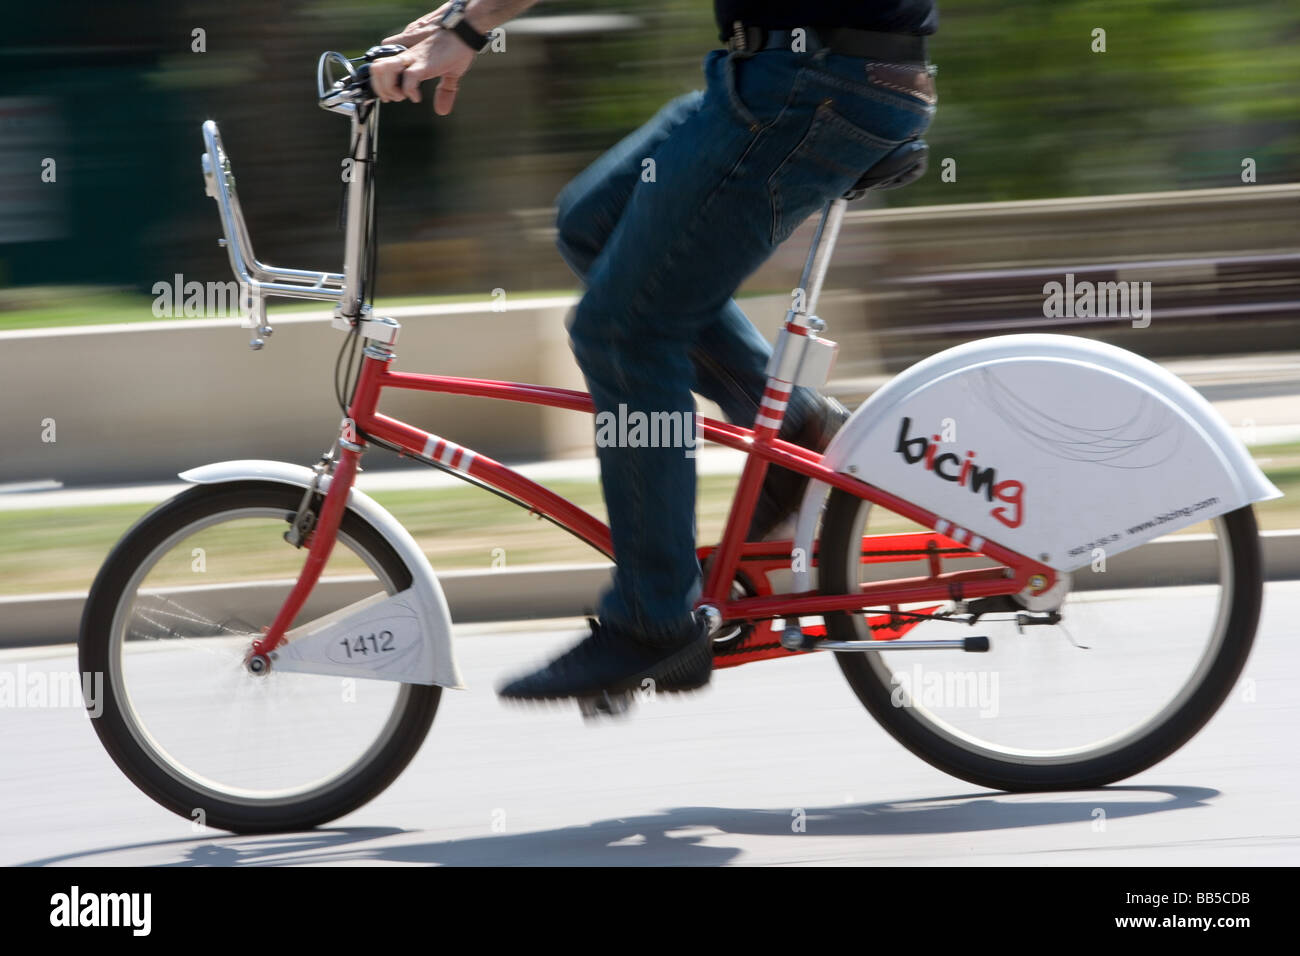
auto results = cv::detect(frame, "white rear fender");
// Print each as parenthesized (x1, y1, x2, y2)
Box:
(178, 459, 464, 689)
(793, 334, 1280, 587)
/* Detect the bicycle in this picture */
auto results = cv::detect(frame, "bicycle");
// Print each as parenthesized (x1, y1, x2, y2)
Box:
(80, 47, 1281, 833)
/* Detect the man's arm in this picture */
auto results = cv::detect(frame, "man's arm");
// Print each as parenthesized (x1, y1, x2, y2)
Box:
(459, 0, 541, 35)
(370, 0, 542, 114)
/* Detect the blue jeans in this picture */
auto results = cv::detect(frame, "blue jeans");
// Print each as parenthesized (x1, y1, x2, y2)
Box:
(556, 47, 935, 642)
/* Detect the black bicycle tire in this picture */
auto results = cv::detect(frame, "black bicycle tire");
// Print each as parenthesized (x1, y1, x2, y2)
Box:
(819, 490, 1262, 791)
(79, 481, 441, 833)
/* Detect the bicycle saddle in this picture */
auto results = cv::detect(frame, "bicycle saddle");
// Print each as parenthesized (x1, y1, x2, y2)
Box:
(843, 139, 929, 199)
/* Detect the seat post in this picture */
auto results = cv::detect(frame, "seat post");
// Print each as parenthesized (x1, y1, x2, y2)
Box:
(794, 198, 849, 323)
(755, 196, 846, 417)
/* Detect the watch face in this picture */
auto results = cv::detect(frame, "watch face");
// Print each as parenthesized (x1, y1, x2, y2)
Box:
(441, 0, 467, 27)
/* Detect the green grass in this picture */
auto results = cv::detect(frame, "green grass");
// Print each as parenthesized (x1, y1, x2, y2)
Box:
(0, 474, 721, 597)
(2, 445, 1298, 598)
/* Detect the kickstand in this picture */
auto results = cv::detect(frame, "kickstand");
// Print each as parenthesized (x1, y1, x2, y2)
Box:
(1056, 621, 1090, 650)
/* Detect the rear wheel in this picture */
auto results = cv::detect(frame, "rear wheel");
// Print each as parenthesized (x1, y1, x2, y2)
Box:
(819, 490, 1262, 791)
(79, 481, 440, 833)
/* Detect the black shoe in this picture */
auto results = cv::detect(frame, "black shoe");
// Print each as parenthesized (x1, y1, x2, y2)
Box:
(747, 394, 850, 540)
(497, 615, 712, 701)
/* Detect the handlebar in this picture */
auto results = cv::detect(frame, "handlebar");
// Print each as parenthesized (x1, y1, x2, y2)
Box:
(317, 45, 407, 113)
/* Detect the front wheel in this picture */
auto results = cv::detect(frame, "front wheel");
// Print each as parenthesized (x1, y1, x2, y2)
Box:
(819, 490, 1262, 791)
(79, 481, 441, 833)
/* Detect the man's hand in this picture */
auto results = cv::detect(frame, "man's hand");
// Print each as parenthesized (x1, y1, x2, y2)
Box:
(372, 1, 538, 112)
(382, 4, 452, 48)
(369, 29, 476, 114)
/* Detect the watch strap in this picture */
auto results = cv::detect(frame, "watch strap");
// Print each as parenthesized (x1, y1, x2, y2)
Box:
(450, 18, 490, 52)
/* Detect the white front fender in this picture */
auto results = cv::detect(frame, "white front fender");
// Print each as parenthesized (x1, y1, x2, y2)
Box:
(793, 334, 1281, 589)
(179, 459, 464, 689)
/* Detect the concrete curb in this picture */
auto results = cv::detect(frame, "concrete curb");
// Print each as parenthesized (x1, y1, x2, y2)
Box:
(3, 532, 1296, 649)
(0, 562, 616, 649)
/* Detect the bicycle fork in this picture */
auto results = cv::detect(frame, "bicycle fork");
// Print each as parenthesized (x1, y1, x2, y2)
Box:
(246, 438, 364, 666)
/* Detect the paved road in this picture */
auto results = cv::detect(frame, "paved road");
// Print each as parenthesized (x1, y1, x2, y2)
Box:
(4, 582, 1298, 867)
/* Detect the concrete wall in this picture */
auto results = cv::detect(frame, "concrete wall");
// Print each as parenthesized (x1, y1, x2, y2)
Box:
(2, 298, 585, 485)
(0, 292, 866, 486)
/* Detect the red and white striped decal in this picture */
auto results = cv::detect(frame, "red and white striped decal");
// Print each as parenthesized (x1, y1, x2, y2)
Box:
(422, 436, 476, 474)
(933, 518, 984, 553)
(755, 380, 793, 430)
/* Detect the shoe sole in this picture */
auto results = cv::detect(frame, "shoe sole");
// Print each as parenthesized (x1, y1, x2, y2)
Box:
(498, 636, 713, 703)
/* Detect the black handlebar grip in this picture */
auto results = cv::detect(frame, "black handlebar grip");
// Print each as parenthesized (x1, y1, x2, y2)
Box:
(348, 45, 407, 97)
(350, 62, 375, 96)
(364, 43, 407, 61)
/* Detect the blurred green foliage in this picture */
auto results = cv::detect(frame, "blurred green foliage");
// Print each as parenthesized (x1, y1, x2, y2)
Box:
(912, 0, 1300, 202)
(1, 0, 1296, 296)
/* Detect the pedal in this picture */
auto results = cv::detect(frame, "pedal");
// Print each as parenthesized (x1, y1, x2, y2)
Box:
(577, 689, 635, 721)
(781, 623, 817, 651)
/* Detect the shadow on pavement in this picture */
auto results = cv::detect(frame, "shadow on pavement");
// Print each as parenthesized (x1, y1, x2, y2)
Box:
(20, 784, 1218, 866)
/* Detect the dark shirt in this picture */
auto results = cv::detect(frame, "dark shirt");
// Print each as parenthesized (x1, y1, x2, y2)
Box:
(714, 1, 937, 39)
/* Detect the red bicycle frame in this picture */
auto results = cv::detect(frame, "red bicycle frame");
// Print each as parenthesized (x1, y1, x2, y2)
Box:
(250, 344, 1051, 663)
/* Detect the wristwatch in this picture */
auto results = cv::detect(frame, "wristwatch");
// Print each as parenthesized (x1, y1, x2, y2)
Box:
(440, 0, 490, 52)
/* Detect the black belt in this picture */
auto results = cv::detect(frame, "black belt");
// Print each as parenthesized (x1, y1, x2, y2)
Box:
(725, 24, 927, 63)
